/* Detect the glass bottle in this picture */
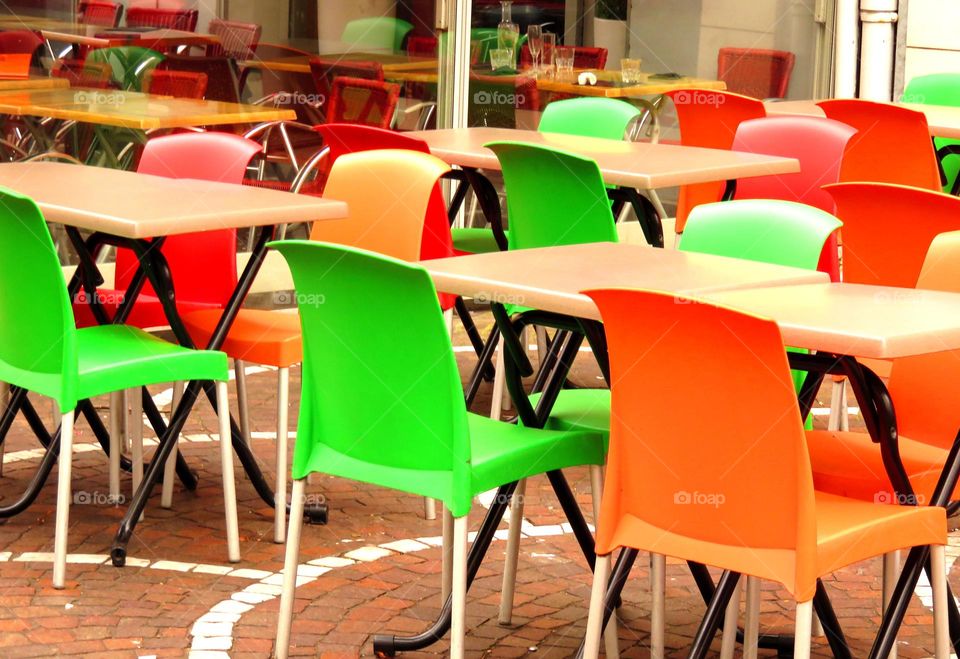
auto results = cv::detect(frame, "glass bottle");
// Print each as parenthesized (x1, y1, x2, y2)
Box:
(498, 1, 520, 62)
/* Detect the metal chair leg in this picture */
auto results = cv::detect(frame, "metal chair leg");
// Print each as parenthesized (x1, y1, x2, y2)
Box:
(275, 478, 306, 659)
(52, 411, 74, 589)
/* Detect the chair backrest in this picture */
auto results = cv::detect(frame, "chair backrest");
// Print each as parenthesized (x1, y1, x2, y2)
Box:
(309, 57, 384, 114)
(113, 133, 262, 310)
(326, 77, 400, 129)
(143, 69, 207, 99)
(312, 124, 457, 306)
(717, 47, 795, 99)
(86, 46, 163, 91)
(78, 1, 123, 27)
(52, 58, 113, 88)
(732, 115, 857, 281)
(485, 141, 617, 250)
(208, 18, 261, 60)
(341, 17, 413, 53)
(0, 30, 44, 70)
(0, 188, 77, 411)
(585, 287, 817, 600)
(308, 149, 449, 262)
(538, 97, 640, 140)
(666, 89, 766, 233)
(904, 73, 960, 194)
(126, 7, 199, 31)
(157, 54, 240, 103)
(270, 240, 472, 514)
(818, 99, 941, 191)
(679, 199, 842, 270)
(406, 35, 438, 58)
(824, 182, 960, 288)
(889, 230, 960, 450)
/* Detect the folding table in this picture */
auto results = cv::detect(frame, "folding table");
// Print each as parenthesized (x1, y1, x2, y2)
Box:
(368, 243, 828, 657)
(407, 126, 799, 249)
(0, 161, 347, 565)
(422, 244, 960, 659)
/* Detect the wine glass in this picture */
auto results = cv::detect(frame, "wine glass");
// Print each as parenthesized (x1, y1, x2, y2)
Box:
(527, 24, 543, 76)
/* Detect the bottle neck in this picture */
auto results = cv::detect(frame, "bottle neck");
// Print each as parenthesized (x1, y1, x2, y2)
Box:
(500, 1, 512, 23)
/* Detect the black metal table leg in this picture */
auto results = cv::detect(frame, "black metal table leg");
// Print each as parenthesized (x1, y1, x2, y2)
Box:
(688, 570, 742, 659)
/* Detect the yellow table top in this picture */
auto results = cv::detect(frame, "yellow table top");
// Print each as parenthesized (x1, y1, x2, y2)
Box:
(0, 87, 295, 129)
(241, 53, 437, 75)
(0, 76, 69, 91)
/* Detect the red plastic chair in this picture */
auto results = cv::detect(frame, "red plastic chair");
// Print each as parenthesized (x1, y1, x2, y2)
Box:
(125, 7, 199, 32)
(52, 58, 112, 88)
(666, 89, 766, 233)
(0, 30, 44, 62)
(732, 116, 857, 280)
(143, 68, 207, 99)
(327, 77, 401, 129)
(157, 54, 240, 104)
(207, 18, 261, 61)
(78, 1, 124, 27)
(818, 99, 942, 192)
(718, 47, 795, 99)
(73, 132, 262, 330)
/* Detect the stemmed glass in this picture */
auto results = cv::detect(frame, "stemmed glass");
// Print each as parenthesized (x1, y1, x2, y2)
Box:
(527, 24, 543, 76)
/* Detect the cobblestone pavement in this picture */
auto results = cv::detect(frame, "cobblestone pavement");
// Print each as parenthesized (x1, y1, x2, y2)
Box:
(0, 311, 952, 658)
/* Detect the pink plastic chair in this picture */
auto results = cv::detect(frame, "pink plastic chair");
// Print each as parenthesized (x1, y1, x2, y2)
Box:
(73, 132, 262, 329)
(732, 116, 857, 280)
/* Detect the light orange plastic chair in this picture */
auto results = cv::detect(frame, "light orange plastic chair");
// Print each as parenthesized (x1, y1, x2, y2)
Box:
(665, 89, 766, 234)
(818, 99, 941, 191)
(182, 149, 450, 542)
(808, 229, 960, 505)
(579, 288, 949, 659)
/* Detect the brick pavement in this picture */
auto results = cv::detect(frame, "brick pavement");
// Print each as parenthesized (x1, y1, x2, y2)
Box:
(0, 310, 952, 658)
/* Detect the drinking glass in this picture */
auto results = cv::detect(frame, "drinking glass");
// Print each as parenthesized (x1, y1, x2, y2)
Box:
(555, 45, 575, 79)
(621, 58, 642, 84)
(541, 33, 556, 78)
(490, 48, 513, 71)
(527, 24, 543, 76)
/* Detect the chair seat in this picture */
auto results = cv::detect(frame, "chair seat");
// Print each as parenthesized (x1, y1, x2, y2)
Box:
(451, 227, 507, 255)
(75, 324, 228, 401)
(74, 288, 222, 330)
(807, 429, 953, 504)
(602, 490, 945, 600)
(529, 389, 610, 435)
(182, 308, 302, 368)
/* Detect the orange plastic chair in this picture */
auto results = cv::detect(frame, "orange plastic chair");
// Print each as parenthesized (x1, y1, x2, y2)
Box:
(665, 89, 766, 234)
(808, 229, 960, 506)
(182, 149, 450, 542)
(717, 47, 795, 99)
(579, 288, 949, 659)
(818, 99, 941, 191)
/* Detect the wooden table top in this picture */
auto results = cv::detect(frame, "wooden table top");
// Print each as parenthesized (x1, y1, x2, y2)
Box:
(765, 99, 960, 140)
(0, 76, 69, 91)
(240, 53, 437, 74)
(0, 162, 347, 239)
(423, 243, 960, 359)
(407, 127, 799, 190)
(0, 87, 295, 129)
(423, 242, 828, 318)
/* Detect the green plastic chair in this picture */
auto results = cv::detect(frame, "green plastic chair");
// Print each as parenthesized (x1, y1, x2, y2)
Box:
(904, 73, 960, 194)
(271, 240, 605, 659)
(0, 187, 235, 589)
(452, 98, 637, 255)
(86, 46, 163, 91)
(341, 17, 413, 53)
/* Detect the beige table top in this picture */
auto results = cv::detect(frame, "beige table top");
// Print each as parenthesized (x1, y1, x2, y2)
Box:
(707, 283, 960, 359)
(423, 242, 828, 319)
(240, 53, 437, 74)
(0, 76, 68, 91)
(0, 87, 295, 129)
(407, 127, 799, 190)
(0, 162, 347, 239)
(765, 99, 960, 140)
